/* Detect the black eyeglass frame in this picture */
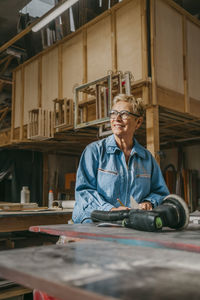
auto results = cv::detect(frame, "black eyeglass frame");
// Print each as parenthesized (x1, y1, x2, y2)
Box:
(109, 110, 140, 120)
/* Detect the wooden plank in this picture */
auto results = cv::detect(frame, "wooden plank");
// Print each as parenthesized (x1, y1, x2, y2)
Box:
(14, 70, 21, 129)
(38, 56, 42, 108)
(155, 0, 184, 94)
(42, 48, 59, 110)
(146, 105, 160, 163)
(187, 20, 200, 102)
(82, 29, 88, 84)
(29, 223, 200, 250)
(150, 0, 157, 104)
(0, 211, 72, 233)
(182, 16, 189, 113)
(58, 44, 63, 99)
(0, 286, 31, 300)
(87, 15, 112, 81)
(11, 72, 15, 141)
(141, 0, 149, 105)
(1, 230, 200, 300)
(0, 130, 11, 146)
(111, 11, 117, 73)
(157, 86, 185, 112)
(190, 98, 200, 118)
(24, 60, 39, 124)
(116, 0, 142, 79)
(62, 33, 83, 98)
(43, 153, 48, 207)
(20, 67, 24, 140)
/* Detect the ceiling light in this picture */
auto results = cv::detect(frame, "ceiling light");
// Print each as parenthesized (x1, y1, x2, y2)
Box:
(32, 0, 79, 32)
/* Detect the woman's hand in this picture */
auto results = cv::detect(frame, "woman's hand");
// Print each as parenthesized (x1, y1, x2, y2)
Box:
(111, 206, 130, 211)
(139, 201, 152, 210)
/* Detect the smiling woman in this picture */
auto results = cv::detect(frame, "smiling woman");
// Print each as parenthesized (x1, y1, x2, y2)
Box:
(72, 94, 169, 223)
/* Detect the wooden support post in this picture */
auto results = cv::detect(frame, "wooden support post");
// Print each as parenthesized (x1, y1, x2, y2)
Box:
(182, 16, 189, 113)
(58, 44, 63, 99)
(20, 67, 24, 140)
(38, 56, 42, 108)
(111, 10, 117, 73)
(141, 0, 149, 105)
(146, 105, 160, 164)
(43, 153, 49, 207)
(82, 30, 88, 121)
(150, 0, 157, 105)
(11, 72, 15, 141)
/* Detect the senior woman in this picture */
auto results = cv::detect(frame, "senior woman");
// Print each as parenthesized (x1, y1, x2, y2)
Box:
(72, 94, 169, 223)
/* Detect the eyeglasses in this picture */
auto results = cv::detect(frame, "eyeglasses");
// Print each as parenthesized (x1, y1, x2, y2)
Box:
(109, 110, 140, 120)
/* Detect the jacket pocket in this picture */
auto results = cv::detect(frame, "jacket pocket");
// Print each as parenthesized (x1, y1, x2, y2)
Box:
(97, 168, 119, 200)
(136, 174, 151, 178)
(98, 168, 118, 175)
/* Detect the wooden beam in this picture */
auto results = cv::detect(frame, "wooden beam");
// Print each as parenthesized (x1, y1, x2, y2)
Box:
(111, 10, 117, 73)
(43, 153, 49, 207)
(20, 67, 25, 140)
(141, 0, 149, 105)
(58, 44, 63, 99)
(150, 0, 157, 105)
(182, 15, 189, 113)
(0, 55, 12, 66)
(0, 56, 13, 76)
(11, 72, 16, 141)
(38, 56, 42, 107)
(0, 22, 37, 54)
(0, 78, 12, 85)
(146, 105, 160, 164)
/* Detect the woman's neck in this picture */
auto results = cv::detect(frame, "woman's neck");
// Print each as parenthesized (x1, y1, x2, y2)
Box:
(115, 135, 133, 152)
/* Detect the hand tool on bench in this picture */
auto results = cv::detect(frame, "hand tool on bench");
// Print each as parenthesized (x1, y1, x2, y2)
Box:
(91, 194, 189, 232)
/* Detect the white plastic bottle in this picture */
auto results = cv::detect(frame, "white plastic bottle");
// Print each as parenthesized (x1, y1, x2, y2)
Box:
(48, 190, 54, 208)
(21, 186, 30, 204)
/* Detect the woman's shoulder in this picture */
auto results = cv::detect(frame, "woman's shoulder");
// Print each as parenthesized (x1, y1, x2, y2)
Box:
(86, 135, 113, 150)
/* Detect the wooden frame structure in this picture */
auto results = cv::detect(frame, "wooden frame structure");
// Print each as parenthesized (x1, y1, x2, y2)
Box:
(53, 98, 73, 130)
(27, 108, 54, 140)
(0, 0, 199, 160)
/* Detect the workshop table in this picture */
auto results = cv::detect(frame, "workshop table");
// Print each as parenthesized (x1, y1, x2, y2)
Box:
(30, 223, 200, 253)
(0, 224, 199, 299)
(0, 209, 72, 299)
(0, 209, 72, 233)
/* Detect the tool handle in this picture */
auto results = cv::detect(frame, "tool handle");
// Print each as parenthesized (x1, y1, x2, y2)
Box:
(91, 209, 130, 222)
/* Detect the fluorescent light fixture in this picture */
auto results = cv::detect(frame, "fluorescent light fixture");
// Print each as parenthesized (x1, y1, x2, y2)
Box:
(32, 0, 79, 32)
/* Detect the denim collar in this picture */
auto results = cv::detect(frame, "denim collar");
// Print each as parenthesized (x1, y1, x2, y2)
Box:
(106, 134, 146, 159)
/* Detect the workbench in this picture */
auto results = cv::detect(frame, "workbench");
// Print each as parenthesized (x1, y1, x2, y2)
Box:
(0, 209, 72, 233)
(0, 209, 72, 299)
(0, 223, 199, 300)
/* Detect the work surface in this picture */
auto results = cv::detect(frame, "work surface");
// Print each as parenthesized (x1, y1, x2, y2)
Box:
(0, 224, 200, 299)
(30, 223, 200, 253)
(0, 233, 200, 299)
(0, 209, 72, 232)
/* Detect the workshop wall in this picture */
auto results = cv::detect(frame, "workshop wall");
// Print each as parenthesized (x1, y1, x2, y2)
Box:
(47, 154, 79, 201)
(161, 145, 200, 211)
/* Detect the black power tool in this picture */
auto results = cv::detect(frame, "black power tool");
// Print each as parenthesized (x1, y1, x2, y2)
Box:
(91, 194, 189, 232)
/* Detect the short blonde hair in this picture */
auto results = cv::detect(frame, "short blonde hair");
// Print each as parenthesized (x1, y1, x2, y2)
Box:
(112, 94, 145, 117)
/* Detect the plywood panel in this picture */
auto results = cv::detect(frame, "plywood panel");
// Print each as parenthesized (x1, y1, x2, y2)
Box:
(87, 16, 112, 81)
(14, 70, 22, 128)
(42, 48, 58, 110)
(62, 33, 83, 98)
(116, 0, 142, 80)
(24, 60, 39, 124)
(187, 21, 200, 101)
(155, 0, 184, 94)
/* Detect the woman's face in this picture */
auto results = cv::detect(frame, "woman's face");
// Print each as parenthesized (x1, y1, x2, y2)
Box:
(110, 101, 142, 140)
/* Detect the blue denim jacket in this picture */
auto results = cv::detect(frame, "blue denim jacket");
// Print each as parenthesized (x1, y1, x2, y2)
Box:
(72, 134, 169, 223)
